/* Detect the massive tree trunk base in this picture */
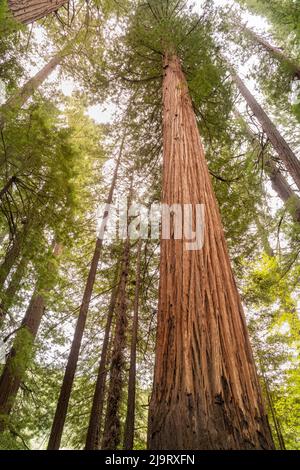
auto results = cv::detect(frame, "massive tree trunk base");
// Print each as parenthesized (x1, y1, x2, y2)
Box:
(149, 394, 272, 450)
(148, 54, 274, 451)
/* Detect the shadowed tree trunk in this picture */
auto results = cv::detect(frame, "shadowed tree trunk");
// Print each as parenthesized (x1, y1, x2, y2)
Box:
(242, 25, 300, 79)
(232, 72, 300, 191)
(85, 273, 120, 450)
(0, 54, 62, 129)
(123, 238, 142, 450)
(147, 54, 274, 450)
(0, 242, 62, 432)
(101, 229, 132, 450)
(0, 219, 31, 292)
(0, 256, 27, 321)
(265, 159, 300, 222)
(8, 0, 68, 24)
(47, 137, 125, 450)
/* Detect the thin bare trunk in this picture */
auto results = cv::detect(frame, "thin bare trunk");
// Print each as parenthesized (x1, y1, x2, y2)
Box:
(47, 138, 124, 450)
(123, 238, 142, 450)
(8, 0, 68, 24)
(0, 256, 27, 321)
(0, 220, 31, 292)
(243, 26, 300, 79)
(101, 235, 132, 450)
(0, 242, 62, 432)
(260, 362, 286, 450)
(265, 159, 300, 222)
(0, 55, 62, 129)
(85, 279, 119, 450)
(232, 72, 300, 191)
(235, 109, 300, 223)
(148, 54, 274, 450)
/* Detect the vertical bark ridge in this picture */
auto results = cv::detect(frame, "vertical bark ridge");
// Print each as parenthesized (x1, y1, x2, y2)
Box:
(8, 1, 68, 24)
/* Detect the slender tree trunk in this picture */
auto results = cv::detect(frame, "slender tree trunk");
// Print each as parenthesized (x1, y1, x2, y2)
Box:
(85, 278, 120, 450)
(101, 233, 132, 450)
(235, 109, 300, 223)
(47, 138, 124, 450)
(259, 362, 286, 450)
(148, 54, 274, 450)
(0, 54, 62, 129)
(8, 0, 68, 24)
(123, 238, 142, 450)
(265, 159, 300, 222)
(0, 256, 27, 321)
(0, 220, 31, 292)
(232, 72, 300, 191)
(0, 242, 62, 432)
(243, 26, 300, 79)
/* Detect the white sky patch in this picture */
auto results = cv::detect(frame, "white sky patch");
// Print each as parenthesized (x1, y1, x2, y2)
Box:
(86, 102, 118, 124)
(60, 77, 75, 96)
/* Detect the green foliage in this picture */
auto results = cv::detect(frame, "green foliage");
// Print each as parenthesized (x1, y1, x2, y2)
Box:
(237, 0, 300, 47)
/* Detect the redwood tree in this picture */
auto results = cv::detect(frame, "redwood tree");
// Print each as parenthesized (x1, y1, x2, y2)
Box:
(113, 0, 275, 450)
(147, 51, 274, 450)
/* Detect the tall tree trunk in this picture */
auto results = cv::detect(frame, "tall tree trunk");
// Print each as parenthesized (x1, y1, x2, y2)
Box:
(47, 138, 124, 450)
(0, 54, 62, 129)
(0, 242, 62, 432)
(259, 361, 286, 450)
(242, 26, 300, 79)
(8, 0, 68, 24)
(101, 233, 132, 450)
(85, 276, 120, 450)
(0, 219, 31, 292)
(0, 256, 27, 321)
(235, 109, 300, 223)
(123, 238, 142, 450)
(265, 159, 300, 222)
(148, 54, 274, 450)
(232, 72, 300, 191)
